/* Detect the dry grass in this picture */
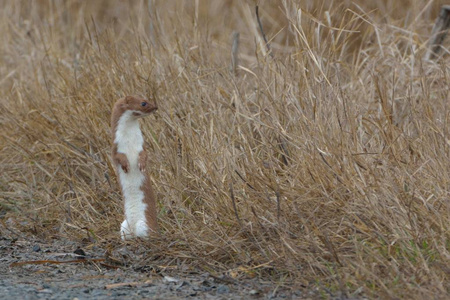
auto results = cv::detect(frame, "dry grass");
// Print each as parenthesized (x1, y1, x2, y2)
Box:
(1, 0, 449, 298)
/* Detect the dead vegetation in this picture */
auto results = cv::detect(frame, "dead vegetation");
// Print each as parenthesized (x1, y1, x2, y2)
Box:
(0, 0, 449, 298)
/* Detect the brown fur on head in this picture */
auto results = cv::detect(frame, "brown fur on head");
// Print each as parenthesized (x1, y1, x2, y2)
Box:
(111, 95, 158, 140)
(122, 95, 158, 117)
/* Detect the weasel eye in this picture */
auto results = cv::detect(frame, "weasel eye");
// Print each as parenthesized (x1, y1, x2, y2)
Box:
(141, 102, 147, 107)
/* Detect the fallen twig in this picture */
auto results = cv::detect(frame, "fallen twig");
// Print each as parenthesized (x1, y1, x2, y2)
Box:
(10, 258, 105, 267)
(105, 280, 152, 289)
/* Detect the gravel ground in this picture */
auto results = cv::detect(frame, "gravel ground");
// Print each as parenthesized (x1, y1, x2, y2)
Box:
(0, 235, 316, 300)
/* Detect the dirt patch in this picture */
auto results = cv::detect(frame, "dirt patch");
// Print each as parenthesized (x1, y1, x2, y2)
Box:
(0, 234, 318, 299)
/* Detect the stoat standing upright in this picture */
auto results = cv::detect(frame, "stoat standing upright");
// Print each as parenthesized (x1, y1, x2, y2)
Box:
(111, 95, 159, 240)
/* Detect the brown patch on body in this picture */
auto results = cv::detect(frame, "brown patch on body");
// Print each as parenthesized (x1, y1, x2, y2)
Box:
(138, 148, 159, 233)
(141, 170, 159, 233)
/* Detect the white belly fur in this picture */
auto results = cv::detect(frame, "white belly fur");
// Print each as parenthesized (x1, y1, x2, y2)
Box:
(115, 111, 149, 239)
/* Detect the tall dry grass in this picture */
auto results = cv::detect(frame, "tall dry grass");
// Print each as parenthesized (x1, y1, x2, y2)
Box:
(0, 0, 449, 298)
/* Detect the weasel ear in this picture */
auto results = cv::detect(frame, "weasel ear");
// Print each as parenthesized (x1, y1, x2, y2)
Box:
(125, 96, 133, 103)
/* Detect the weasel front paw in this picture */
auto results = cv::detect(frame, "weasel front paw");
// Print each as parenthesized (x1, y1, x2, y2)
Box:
(114, 153, 130, 173)
(121, 163, 130, 173)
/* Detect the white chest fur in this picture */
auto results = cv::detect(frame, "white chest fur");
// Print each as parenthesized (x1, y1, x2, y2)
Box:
(114, 111, 149, 238)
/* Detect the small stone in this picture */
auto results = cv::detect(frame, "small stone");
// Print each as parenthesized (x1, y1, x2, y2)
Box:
(32, 245, 41, 252)
(73, 248, 86, 257)
(249, 289, 259, 295)
(217, 284, 230, 294)
(175, 281, 187, 290)
(199, 280, 214, 291)
(163, 276, 179, 283)
(38, 289, 53, 294)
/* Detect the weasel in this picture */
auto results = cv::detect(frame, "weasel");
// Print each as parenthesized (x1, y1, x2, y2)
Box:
(111, 95, 159, 240)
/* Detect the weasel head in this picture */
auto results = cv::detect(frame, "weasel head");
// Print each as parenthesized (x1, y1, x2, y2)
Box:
(121, 95, 158, 118)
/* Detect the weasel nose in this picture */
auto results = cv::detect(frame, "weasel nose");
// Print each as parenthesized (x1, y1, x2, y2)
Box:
(148, 103, 158, 113)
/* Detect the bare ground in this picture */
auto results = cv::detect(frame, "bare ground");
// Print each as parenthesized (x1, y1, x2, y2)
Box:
(0, 227, 341, 300)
